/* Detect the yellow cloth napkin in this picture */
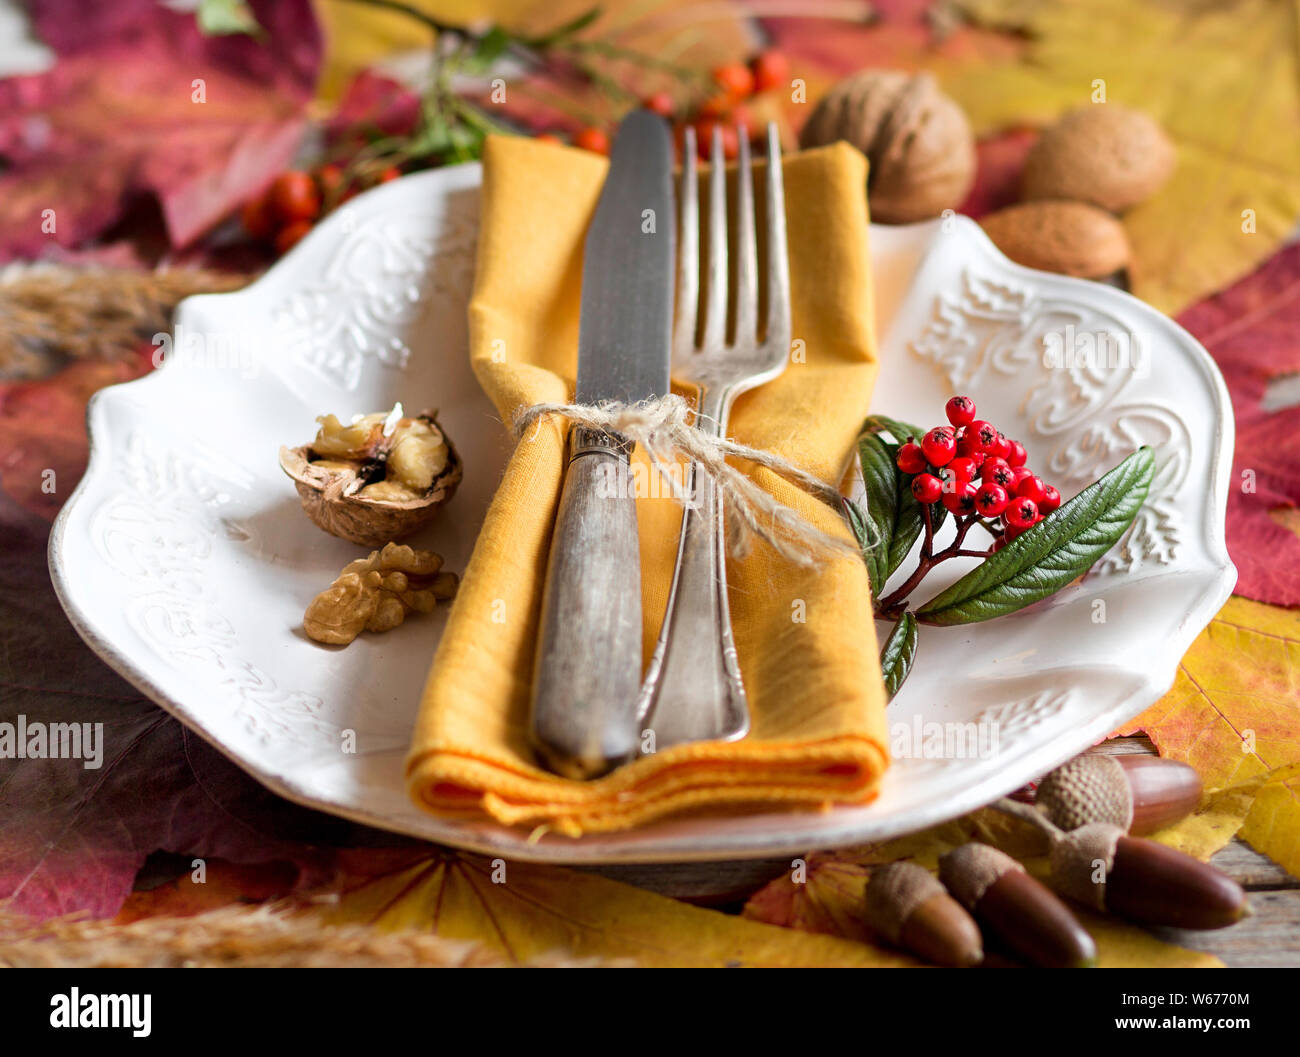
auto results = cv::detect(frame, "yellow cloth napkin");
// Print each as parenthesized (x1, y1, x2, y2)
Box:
(405, 134, 890, 836)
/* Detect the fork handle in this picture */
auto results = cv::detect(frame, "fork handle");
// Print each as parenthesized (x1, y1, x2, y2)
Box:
(638, 385, 749, 747)
(531, 425, 644, 779)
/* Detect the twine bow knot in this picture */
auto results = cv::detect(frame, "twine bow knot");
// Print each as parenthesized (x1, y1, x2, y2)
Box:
(513, 394, 861, 566)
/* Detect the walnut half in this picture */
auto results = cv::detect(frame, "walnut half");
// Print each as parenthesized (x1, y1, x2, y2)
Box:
(279, 404, 462, 547)
(304, 542, 458, 646)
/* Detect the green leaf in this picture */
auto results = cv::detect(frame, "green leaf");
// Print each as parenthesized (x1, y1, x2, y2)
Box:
(196, 0, 261, 37)
(856, 415, 943, 597)
(407, 111, 456, 158)
(461, 26, 512, 73)
(856, 431, 902, 595)
(879, 612, 918, 699)
(843, 496, 873, 550)
(861, 415, 921, 448)
(916, 448, 1156, 626)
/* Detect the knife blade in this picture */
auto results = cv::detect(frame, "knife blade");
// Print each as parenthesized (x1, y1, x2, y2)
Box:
(530, 111, 676, 780)
(575, 112, 674, 405)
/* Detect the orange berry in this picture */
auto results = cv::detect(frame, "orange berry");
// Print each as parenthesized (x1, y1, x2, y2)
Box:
(274, 219, 314, 255)
(240, 193, 275, 241)
(694, 119, 739, 161)
(750, 50, 789, 92)
(315, 163, 345, 200)
(697, 93, 732, 119)
(573, 126, 610, 154)
(268, 170, 320, 224)
(376, 166, 402, 183)
(712, 61, 754, 100)
(729, 103, 754, 134)
(642, 92, 675, 118)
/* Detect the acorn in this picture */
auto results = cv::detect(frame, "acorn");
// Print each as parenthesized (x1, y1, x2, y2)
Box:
(1050, 823, 1249, 930)
(864, 862, 983, 967)
(939, 843, 1097, 968)
(1037, 754, 1202, 835)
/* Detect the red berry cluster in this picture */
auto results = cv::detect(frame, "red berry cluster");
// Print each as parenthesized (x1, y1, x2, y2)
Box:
(242, 164, 402, 256)
(895, 395, 1061, 548)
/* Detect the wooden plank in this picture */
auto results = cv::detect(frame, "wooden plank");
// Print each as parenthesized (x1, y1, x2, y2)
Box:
(1155, 888, 1300, 968)
(1086, 734, 1159, 756)
(1209, 841, 1299, 889)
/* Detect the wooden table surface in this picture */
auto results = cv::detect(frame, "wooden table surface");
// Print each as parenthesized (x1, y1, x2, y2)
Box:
(585, 736, 1300, 967)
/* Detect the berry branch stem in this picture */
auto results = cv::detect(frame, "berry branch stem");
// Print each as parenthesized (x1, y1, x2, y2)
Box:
(335, 0, 455, 36)
(555, 38, 711, 85)
(875, 511, 986, 619)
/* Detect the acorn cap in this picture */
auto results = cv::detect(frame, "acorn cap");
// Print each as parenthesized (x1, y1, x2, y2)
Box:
(865, 862, 945, 942)
(938, 842, 1021, 911)
(866, 862, 983, 967)
(1037, 754, 1134, 832)
(1049, 821, 1122, 910)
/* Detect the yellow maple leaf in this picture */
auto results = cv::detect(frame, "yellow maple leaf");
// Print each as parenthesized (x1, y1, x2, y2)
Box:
(313, 0, 755, 111)
(313, 0, 533, 107)
(1121, 596, 1300, 879)
(937, 0, 1300, 315)
(300, 848, 912, 966)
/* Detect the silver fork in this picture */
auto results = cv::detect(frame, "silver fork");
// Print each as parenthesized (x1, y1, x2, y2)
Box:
(637, 123, 792, 748)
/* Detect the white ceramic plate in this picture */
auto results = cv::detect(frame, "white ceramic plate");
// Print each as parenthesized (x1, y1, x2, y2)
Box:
(50, 164, 1235, 863)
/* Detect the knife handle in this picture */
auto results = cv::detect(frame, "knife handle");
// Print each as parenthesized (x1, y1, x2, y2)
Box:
(531, 425, 644, 779)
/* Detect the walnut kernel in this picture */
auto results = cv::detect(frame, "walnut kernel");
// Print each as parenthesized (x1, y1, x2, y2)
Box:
(304, 543, 458, 646)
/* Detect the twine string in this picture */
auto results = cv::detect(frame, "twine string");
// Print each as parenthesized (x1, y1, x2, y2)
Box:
(513, 394, 863, 566)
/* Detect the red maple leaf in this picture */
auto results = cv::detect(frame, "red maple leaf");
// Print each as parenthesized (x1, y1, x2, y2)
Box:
(1178, 242, 1300, 605)
(0, 505, 403, 920)
(958, 127, 1036, 219)
(0, 351, 154, 521)
(0, 0, 322, 260)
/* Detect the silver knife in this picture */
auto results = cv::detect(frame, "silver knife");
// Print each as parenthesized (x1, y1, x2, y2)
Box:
(530, 111, 676, 780)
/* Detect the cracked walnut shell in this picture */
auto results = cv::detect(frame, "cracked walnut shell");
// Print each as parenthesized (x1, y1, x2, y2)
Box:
(304, 542, 458, 645)
(279, 406, 462, 547)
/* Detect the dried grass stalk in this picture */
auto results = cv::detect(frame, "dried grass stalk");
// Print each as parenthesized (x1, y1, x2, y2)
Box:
(0, 905, 623, 968)
(0, 265, 249, 378)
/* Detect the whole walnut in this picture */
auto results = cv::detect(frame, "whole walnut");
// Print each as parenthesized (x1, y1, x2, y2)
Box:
(799, 70, 976, 224)
(1020, 104, 1175, 213)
